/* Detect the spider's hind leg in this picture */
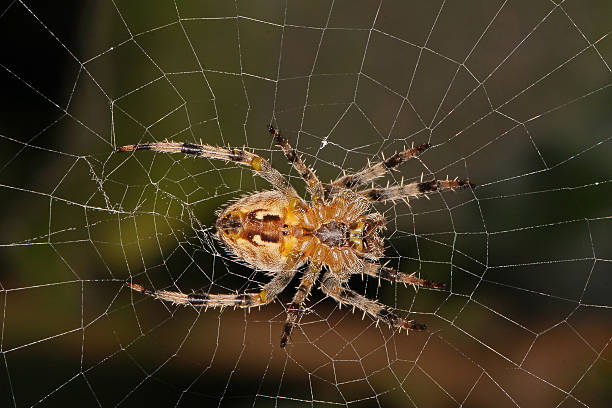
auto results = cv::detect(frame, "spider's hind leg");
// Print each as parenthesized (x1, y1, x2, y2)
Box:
(126, 269, 296, 309)
(116, 141, 298, 198)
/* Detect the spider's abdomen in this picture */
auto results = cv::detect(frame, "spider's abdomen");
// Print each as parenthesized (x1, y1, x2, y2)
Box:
(216, 190, 300, 272)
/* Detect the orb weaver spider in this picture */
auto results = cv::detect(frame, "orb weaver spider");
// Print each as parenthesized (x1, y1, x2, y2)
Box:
(120, 126, 473, 347)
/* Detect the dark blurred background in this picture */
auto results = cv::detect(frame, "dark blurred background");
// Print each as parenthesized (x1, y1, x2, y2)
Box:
(0, 1, 611, 407)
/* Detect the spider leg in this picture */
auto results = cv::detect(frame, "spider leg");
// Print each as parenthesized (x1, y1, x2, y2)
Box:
(360, 178, 474, 203)
(362, 262, 444, 289)
(319, 271, 427, 332)
(280, 262, 322, 348)
(328, 143, 430, 193)
(268, 125, 324, 200)
(116, 141, 297, 197)
(126, 269, 296, 309)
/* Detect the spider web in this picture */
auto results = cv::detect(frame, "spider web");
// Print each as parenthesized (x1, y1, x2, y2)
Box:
(0, 0, 611, 407)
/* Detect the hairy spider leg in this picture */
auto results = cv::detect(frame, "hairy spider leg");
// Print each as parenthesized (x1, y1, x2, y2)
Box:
(360, 178, 474, 203)
(328, 143, 431, 194)
(280, 262, 322, 348)
(269, 125, 325, 201)
(116, 141, 298, 198)
(320, 271, 427, 331)
(126, 269, 296, 308)
(362, 261, 444, 288)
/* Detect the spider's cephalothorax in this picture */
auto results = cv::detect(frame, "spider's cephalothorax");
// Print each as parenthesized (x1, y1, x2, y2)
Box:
(121, 125, 474, 347)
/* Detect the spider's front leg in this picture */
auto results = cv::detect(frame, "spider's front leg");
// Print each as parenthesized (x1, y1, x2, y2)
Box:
(126, 269, 296, 309)
(280, 262, 322, 348)
(320, 271, 427, 332)
(360, 177, 474, 203)
(362, 262, 444, 289)
(327, 143, 431, 194)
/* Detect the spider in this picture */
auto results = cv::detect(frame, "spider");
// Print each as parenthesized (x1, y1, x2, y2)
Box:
(119, 125, 473, 347)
